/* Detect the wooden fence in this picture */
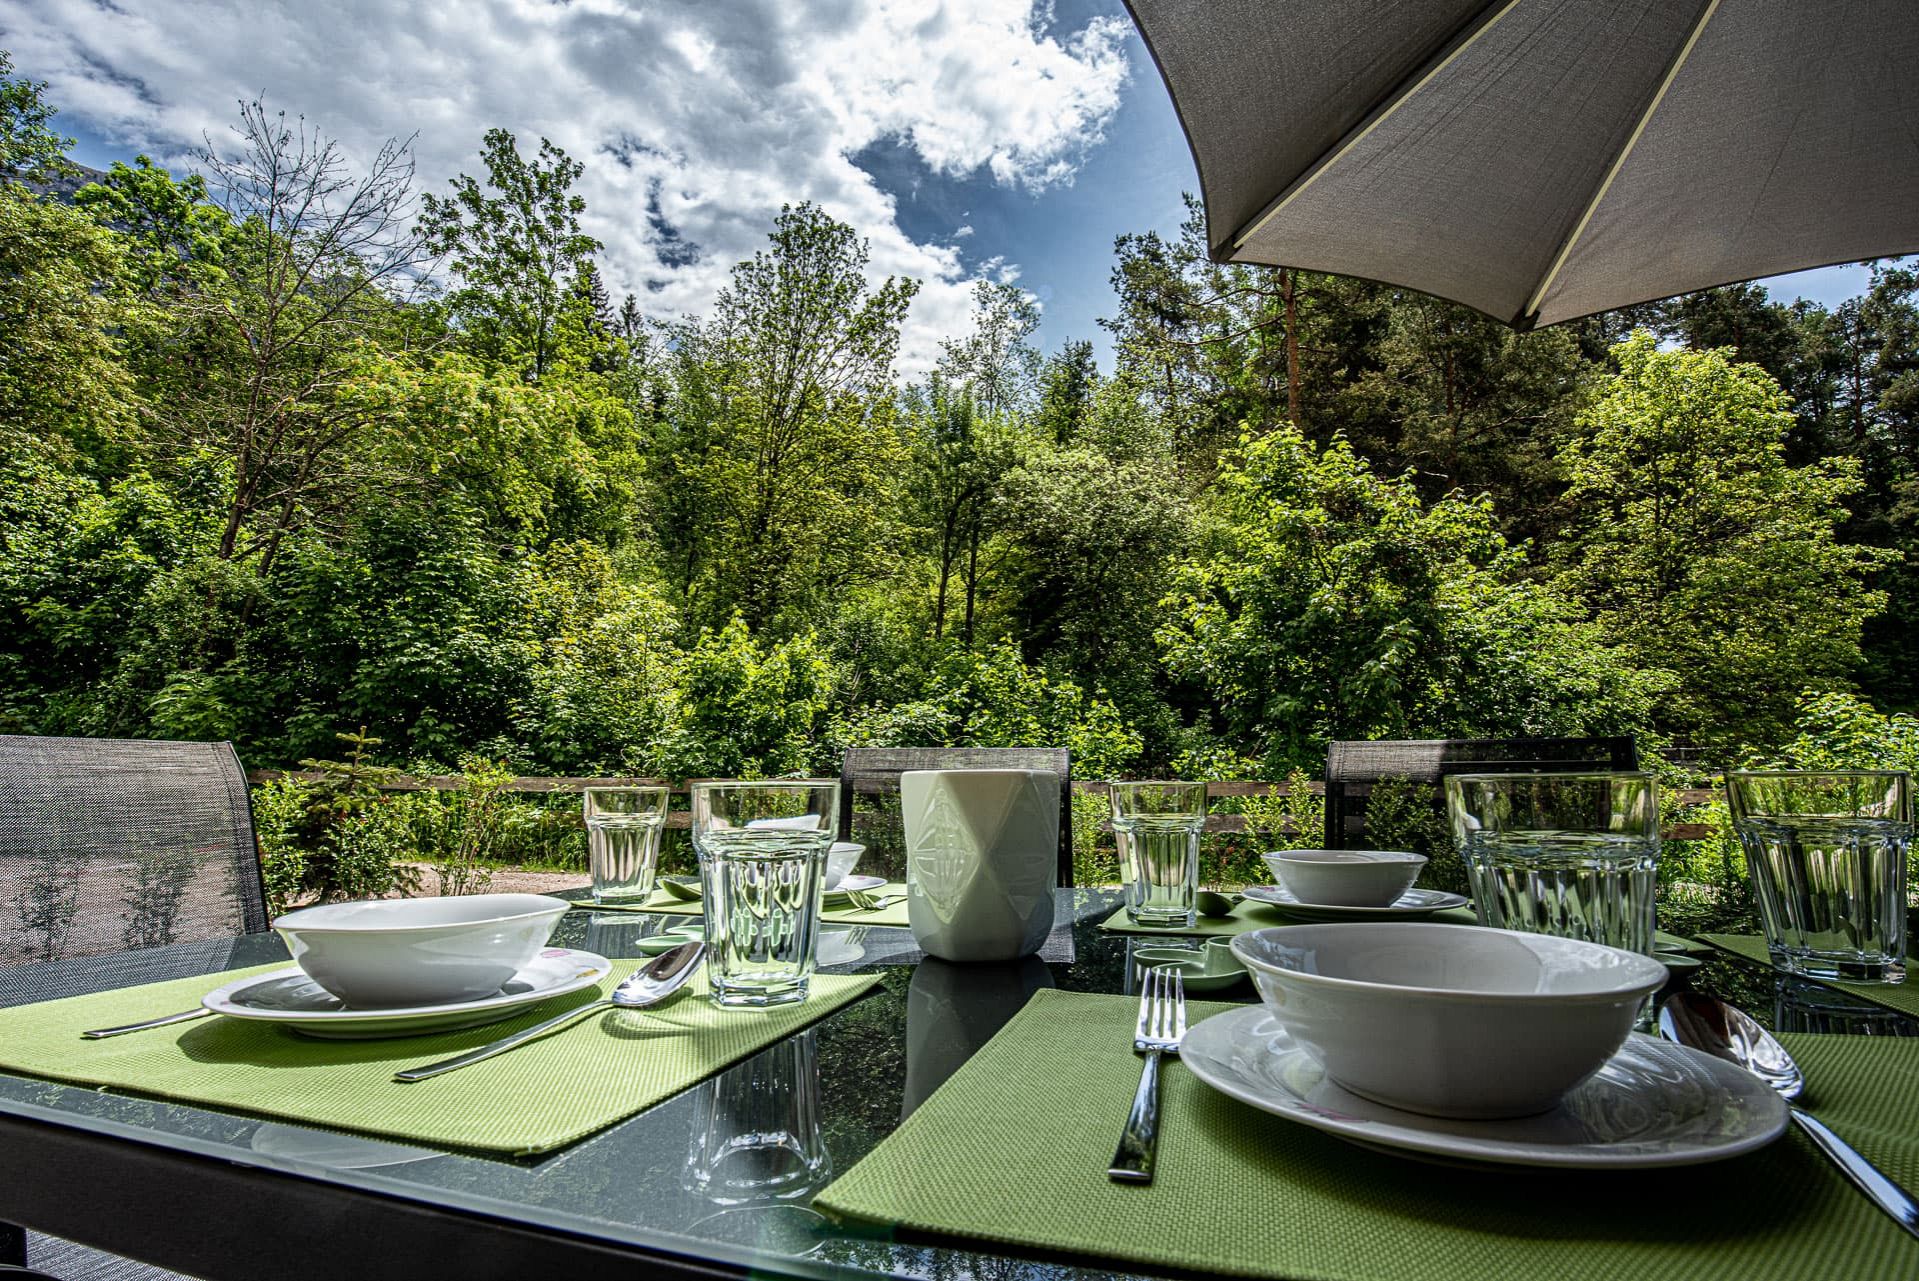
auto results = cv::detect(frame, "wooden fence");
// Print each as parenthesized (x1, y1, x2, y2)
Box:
(249, 771, 1720, 840)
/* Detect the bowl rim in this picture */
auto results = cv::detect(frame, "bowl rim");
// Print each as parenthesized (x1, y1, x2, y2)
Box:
(1263, 848, 1428, 866)
(271, 893, 570, 935)
(1230, 923, 1668, 1005)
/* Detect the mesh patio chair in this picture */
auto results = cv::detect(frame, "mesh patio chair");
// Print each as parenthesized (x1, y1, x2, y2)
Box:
(838, 747, 1075, 886)
(1323, 736, 1639, 849)
(1, 734, 268, 1280)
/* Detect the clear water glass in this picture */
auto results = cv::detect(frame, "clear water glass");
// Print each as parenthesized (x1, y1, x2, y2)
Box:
(683, 1030, 830, 1206)
(1111, 781, 1208, 928)
(1446, 772, 1659, 954)
(1726, 770, 1909, 984)
(583, 787, 669, 904)
(692, 781, 838, 1008)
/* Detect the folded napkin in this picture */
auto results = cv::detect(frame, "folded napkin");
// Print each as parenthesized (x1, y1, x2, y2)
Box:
(815, 988, 1919, 1281)
(591, 882, 911, 929)
(0, 963, 880, 1156)
(1697, 934, 1919, 1019)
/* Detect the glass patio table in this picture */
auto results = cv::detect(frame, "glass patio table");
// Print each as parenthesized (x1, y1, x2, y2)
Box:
(0, 887, 1910, 1281)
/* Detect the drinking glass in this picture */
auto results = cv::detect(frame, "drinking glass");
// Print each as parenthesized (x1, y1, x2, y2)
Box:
(1726, 770, 1909, 983)
(683, 1030, 830, 1206)
(1445, 772, 1659, 954)
(583, 786, 670, 904)
(691, 780, 838, 1008)
(1110, 780, 1208, 928)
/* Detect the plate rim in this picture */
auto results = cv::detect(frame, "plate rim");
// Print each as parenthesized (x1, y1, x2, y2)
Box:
(1180, 1004, 1789, 1169)
(1241, 884, 1469, 915)
(202, 948, 613, 1024)
(825, 873, 887, 896)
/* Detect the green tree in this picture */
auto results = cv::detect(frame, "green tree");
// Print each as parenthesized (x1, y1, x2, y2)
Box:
(997, 446, 1189, 723)
(1034, 339, 1099, 445)
(165, 100, 427, 573)
(669, 203, 918, 630)
(937, 280, 1041, 417)
(901, 383, 1023, 644)
(0, 50, 72, 181)
(1554, 333, 1891, 753)
(73, 156, 230, 297)
(420, 129, 602, 380)
(1160, 425, 1659, 773)
(0, 187, 140, 447)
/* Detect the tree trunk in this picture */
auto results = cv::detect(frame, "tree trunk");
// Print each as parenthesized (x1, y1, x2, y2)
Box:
(933, 520, 954, 641)
(1283, 269, 1301, 426)
(962, 524, 980, 648)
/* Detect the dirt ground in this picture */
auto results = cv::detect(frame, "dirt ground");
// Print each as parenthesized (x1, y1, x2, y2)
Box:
(396, 864, 590, 897)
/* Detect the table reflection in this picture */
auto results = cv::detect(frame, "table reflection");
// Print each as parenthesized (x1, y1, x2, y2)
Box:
(1773, 975, 1918, 1037)
(684, 1028, 831, 1207)
(905, 955, 1054, 1118)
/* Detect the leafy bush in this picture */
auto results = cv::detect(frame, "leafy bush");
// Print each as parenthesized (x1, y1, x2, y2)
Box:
(833, 642, 1143, 776)
(402, 757, 512, 896)
(250, 775, 311, 917)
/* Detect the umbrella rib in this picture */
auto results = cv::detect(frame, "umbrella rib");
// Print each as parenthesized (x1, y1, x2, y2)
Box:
(1228, 0, 1525, 256)
(1518, 0, 1721, 327)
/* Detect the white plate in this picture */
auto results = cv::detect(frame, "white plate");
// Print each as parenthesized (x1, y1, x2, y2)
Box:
(1241, 884, 1470, 918)
(1181, 1005, 1789, 1168)
(202, 949, 613, 1040)
(825, 874, 887, 898)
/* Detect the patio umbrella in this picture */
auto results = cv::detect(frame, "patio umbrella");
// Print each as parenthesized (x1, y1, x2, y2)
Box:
(1123, 0, 1919, 328)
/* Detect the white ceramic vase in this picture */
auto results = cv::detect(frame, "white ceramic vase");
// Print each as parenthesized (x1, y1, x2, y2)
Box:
(901, 769, 1058, 962)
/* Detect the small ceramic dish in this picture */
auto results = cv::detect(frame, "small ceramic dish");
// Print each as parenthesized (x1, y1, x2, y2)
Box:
(1262, 849, 1427, 907)
(271, 893, 570, 1007)
(1656, 949, 1703, 977)
(1133, 945, 1245, 992)
(634, 923, 705, 955)
(1232, 923, 1667, 1119)
(1203, 936, 1248, 974)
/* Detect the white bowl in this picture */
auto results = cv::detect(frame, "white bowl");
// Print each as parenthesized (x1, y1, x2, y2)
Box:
(827, 841, 864, 887)
(1230, 923, 1668, 1119)
(1263, 849, 1426, 906)
(272, 894, 570, 1007)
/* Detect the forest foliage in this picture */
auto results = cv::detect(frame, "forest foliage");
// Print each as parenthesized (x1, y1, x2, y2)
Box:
(6, 55, 1919, 800)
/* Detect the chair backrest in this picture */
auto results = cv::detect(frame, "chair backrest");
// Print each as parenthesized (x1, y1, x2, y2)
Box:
(0, 736, 268, 970)
(1323, 736, 1639, 848)
(839, 747, 1075, 886)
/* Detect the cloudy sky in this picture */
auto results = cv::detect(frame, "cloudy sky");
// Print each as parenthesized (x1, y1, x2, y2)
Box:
(3, 0, 1871, 378)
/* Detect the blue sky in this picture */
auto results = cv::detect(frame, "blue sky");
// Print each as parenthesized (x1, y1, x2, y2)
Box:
(10, 0, 1882, 373)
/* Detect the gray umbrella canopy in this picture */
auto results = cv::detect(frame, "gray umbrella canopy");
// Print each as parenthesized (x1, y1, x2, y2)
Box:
(1125, 0, 1919, 328)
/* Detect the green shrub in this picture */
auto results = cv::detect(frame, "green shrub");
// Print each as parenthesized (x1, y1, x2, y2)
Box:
(249, 775, 311, 917)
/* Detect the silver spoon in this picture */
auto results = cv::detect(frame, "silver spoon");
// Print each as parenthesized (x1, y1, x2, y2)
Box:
(83, 1007, 215, 1039)
(1659, 991, 1919, 1241)
(394, 941, 704, 1082)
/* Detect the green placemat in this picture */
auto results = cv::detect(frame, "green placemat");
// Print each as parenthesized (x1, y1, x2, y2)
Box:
(0, 963, 880, 1156)
(816, 988, 1919, 1281)
(1698, 934, 1919, 1017)
(1102, 900, 1702, 955)
(585, 883, 911, 928)
(1097, 899, 1301, 937)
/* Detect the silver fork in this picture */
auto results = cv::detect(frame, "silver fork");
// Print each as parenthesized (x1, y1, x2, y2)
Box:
(843, 889, 905, 912)
(1107, 965, 1186, 1184)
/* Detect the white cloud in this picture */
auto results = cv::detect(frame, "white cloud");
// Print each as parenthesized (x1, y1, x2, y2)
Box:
(1, 0, 1130, 378)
